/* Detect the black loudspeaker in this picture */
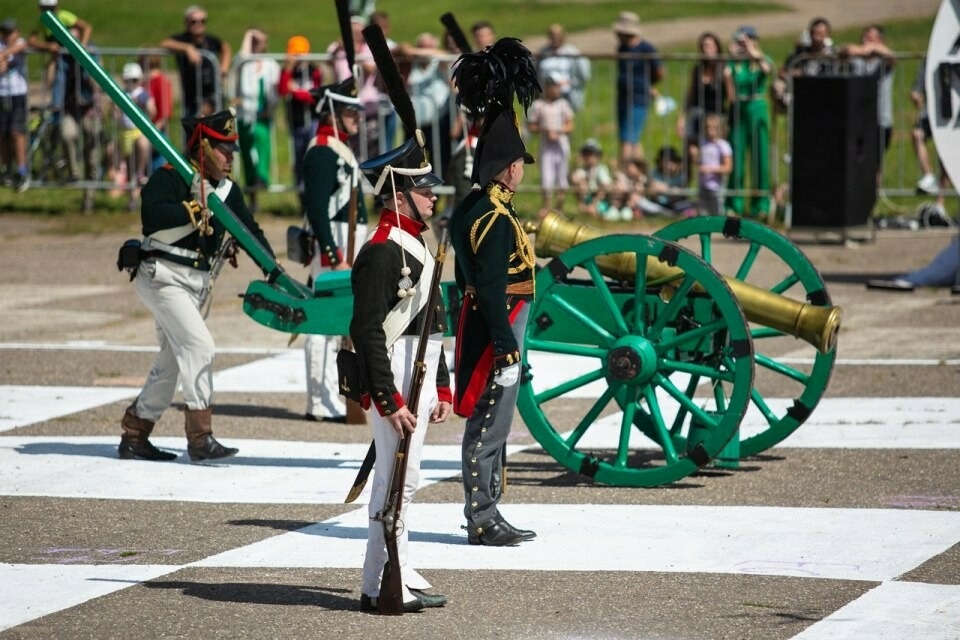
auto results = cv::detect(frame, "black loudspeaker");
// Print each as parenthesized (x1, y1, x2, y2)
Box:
(791, 75, 879, 228)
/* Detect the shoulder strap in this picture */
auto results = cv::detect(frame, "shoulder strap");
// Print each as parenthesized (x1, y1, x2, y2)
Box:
(379, 227, 432, 347)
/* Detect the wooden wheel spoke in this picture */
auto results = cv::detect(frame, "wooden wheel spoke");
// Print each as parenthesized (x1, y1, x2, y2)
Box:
(526, 338, 607, 359)
(565, 384, 619, 449)
(649, 276, 696, 336)
(583, 259, 630, 336)
(643, 385, 679, 463)
(534, 365, 607, 404)
(733, 240, 763, 281)
(754, 353, 811, 385)
(549, 293, 617, 347)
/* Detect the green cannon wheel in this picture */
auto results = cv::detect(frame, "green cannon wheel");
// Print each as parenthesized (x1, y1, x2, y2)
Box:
(518, 234, 754, 487)
(654, 216, 837, 456)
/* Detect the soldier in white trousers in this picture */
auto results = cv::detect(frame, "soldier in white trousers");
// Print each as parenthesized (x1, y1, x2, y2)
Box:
(119, 109, 275, 462)
(351, 138, 451, 613)
(301, 77, 368, 421)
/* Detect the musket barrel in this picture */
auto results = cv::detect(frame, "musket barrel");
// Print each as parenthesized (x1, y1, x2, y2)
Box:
(530, 212, 841, 354)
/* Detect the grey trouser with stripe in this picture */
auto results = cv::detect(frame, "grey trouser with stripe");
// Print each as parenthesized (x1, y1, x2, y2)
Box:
(461, 305, 529, 527)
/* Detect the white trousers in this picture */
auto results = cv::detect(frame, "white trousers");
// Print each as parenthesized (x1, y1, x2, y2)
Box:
(133, 258, 214, 421)
(360, 334, 442, 599)
(304, 221, 367, 418)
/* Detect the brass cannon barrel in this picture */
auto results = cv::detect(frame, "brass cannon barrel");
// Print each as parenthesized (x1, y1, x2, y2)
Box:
(530, 212, 841, 354)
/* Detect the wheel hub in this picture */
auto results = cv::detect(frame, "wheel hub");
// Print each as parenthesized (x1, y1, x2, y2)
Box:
(606, 336, 658, 384)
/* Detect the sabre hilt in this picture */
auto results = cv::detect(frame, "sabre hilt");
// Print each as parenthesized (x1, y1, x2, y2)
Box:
(199, 236, 238, 319)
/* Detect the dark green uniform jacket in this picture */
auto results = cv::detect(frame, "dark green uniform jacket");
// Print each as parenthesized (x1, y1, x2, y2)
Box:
(140, 164, 273, 270)
(449, 182, 536, 417)
(302, 125, 368, 267)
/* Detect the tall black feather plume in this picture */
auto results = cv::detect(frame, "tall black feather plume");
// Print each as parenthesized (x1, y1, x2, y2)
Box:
(439, 12, 471, 54)
(334, 0, 355, 72)
(362, 24, 419, 140)
(451, 37, 540, 121)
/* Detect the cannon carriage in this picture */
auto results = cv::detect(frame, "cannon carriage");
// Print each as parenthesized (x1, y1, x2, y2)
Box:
(238, 210, 840, 487)
(45, 12, 840, 488)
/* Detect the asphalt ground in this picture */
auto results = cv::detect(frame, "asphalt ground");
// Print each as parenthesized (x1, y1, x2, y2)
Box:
(1, 213, 959, 639)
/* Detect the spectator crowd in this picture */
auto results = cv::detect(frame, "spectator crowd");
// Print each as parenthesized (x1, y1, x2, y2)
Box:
(0, 3, 950, 226)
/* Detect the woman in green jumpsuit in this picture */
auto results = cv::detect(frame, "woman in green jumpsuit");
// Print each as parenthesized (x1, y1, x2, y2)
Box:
(726, 26, 774, 218)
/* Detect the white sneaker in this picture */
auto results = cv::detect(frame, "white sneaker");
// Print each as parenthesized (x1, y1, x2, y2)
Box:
(620, 206, 634, 221)
(917, 173, 938, 195)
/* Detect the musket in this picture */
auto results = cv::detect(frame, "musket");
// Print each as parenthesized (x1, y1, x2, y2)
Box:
(199, 235, 237, 319)
(342, 152, 366, 424)
(375, 233, 448, 616)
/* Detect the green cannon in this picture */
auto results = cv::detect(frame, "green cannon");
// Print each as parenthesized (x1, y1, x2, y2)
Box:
(46, 13, 840, 487)
(519, 212, 840, 486)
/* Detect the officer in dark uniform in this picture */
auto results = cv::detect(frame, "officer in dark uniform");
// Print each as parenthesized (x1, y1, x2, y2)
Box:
(302, 76, 369, 422)
(120, 109, 275, 462)
(352, 137, 451, 613)
(449, 38, 541, 546)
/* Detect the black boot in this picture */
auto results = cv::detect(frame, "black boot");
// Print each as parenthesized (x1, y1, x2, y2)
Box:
(496, 514, 536, 541)
(187, 434, 239, 461)
(184, 408, 238, 461)
(118, 405, 177, 461)
(465, 520, 524, 546)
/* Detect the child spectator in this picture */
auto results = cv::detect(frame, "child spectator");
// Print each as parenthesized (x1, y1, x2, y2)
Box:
(611, 157, 649, 221)
(117, 62, 155, 209)
(570, 138, 614, 219)
(647, 145, 696, 215)
(697, 113, 732, 215)
(278, 35, 322, 208)
(0, 18, 29, 191)
(141, 54, 172, 172)
(527, 73, 574, 214)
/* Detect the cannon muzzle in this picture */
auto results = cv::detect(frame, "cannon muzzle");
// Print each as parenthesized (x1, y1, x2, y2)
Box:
(527, 212, 841, 354)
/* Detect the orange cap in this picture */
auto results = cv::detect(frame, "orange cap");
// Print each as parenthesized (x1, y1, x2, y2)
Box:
(287, 35, 310, 56)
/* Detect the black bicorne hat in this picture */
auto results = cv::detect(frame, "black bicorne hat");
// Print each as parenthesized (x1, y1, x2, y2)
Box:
(474, 111, 535, 187)
(182, 109, 239, 152)
(311, 77, 362, 115)
(360, 137, 443, 196)
(451, 37, 540, 186)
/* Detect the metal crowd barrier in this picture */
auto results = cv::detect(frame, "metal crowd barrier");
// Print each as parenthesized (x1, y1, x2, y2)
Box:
(17, 46, 941, 224)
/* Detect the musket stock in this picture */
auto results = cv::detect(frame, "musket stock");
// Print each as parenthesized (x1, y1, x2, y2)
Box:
(530, 212, 841, 354)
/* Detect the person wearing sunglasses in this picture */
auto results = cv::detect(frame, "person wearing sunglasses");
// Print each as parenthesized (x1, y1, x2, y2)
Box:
(161, 5, 231, 118)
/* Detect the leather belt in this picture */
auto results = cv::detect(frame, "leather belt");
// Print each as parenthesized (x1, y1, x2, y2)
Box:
(141, 236, 201, 261)
(464, 280, 534, 297)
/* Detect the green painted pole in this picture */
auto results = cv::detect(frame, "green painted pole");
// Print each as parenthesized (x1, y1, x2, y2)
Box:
(40, 10, 311, 299)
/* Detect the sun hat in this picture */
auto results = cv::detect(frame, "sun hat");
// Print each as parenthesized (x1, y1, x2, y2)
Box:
(581, 138, 602, 155)
(612, 11, 641, 37)
(122, 62, 143, 81)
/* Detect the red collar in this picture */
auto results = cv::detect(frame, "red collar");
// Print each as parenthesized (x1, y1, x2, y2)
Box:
(316, 124, 349, 142)
(377, 208, 428, 236)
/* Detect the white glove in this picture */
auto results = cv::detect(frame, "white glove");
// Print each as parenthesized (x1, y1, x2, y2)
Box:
(190, 173, 216, 207)
(493, 362, 520, 387)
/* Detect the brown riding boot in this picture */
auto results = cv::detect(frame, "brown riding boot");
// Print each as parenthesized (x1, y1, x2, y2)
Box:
(184, 408, 238, 461)
(119, 404, 177, 461)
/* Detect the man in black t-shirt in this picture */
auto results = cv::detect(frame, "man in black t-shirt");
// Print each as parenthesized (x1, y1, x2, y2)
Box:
(160, 5, 231, 118)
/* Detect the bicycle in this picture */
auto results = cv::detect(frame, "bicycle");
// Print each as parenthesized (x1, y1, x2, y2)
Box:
(26, 104, 72, 188)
